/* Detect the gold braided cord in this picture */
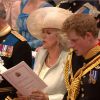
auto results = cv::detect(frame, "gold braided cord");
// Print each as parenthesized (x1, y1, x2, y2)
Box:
(68, 74, 82, 100)
(64, 49, 73, 100)
(64, 49, 73, 88)
(64, 49, 100, 100)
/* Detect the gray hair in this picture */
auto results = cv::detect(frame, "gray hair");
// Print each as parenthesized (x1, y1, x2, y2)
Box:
(56, 29, 69, 51)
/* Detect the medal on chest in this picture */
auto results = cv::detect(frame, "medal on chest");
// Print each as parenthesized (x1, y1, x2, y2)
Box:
(0, 44, 13, 58)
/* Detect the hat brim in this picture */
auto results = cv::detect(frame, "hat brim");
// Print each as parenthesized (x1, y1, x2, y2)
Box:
(27, 7, 72, 40)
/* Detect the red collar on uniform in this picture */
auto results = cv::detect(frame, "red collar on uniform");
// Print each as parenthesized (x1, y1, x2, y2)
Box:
(98, 39, 100, 46)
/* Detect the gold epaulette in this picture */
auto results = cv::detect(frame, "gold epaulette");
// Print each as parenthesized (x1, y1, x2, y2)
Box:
(84, 45, 100, 59)
(5, 96, 12, 100)
(11, 30, 26, 42)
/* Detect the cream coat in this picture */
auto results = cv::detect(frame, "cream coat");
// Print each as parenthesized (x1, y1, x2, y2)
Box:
(33, 48, 67, 100)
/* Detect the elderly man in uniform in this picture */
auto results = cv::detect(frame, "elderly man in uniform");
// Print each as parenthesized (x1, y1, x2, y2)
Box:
(0, 18, 32, 100)
(62, 14, 100, 100)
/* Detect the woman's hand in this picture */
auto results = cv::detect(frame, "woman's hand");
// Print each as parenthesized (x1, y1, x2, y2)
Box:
(15, 91, 30, 100)
(16, 90, 49, 100)
(30, 90, 49, 100)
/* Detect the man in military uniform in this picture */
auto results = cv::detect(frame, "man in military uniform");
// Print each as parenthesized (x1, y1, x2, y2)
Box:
(58, 0, 100, 12)
(58, 0, 100, 31)
(0, 18, 32, 100)
(62, 14, 100, 100)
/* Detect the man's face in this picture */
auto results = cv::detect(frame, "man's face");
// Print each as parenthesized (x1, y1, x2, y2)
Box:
(67, 31, 90, 56)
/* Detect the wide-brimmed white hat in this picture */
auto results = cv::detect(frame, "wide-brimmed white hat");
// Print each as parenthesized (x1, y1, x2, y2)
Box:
(27, 7, 72, 40)
(0, 18, 11, 37)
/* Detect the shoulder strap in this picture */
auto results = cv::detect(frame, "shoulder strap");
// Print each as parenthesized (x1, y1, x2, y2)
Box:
(2, 33, 19, 46)
(11, 30, 26, 42)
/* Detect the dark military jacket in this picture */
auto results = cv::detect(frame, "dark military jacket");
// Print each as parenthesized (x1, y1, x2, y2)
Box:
(63, 43, 100, 100)
(0, 31, 32, 99)
(58, 0, 100, 12)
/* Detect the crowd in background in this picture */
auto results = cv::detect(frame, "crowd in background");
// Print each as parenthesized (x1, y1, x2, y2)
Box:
(0, 0, 100, 39)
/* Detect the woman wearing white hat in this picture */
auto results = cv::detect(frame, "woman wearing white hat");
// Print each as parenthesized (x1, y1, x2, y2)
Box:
(17, 0, 53, 50)
(16, 7, 72, 100)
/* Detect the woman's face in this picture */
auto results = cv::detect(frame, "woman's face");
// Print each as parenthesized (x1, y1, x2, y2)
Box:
(41, 28, 59, 49)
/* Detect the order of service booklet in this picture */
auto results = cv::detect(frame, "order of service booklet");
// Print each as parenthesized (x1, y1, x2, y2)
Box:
(0, 61, 47, 96)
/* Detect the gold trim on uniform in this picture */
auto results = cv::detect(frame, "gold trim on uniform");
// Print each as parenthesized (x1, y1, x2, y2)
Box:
(84, 45, 100, 59)
(5, 96, 12, 100)
(0, 87, 14, 100)
(82, 55, 100, 76)
(0, 25, 11, 37)
(11, 30, 26, 42)
(0, 87, 14, 93)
